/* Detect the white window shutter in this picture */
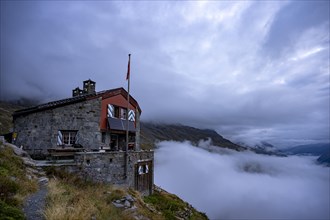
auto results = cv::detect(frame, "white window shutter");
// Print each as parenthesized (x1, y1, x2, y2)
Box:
(107, 104, 114, 118)
(57, 130, 63, 145)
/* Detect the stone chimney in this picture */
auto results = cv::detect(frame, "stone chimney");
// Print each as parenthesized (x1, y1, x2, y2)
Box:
(83, 79, 96, 95)
(72, 87, 83, 97)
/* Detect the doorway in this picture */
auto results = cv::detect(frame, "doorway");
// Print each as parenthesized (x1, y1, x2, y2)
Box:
(110, 134, 118, 150)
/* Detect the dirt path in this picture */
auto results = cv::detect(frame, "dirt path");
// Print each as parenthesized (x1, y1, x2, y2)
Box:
(23, 178, 48, 220)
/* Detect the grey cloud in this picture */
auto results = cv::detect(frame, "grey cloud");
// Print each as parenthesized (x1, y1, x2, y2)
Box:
(263, 1, 330, 58)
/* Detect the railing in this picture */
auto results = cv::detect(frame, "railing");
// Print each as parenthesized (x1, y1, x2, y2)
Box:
(48, 147, 84, 160)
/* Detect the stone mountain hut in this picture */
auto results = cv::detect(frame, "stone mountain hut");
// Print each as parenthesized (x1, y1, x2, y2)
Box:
(12, 80, 154, 195)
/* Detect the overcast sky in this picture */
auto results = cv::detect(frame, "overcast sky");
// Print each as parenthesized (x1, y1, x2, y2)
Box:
(1, 1, 329, 147)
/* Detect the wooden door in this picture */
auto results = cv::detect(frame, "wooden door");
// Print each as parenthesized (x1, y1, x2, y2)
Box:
(135, 160, 153, 194)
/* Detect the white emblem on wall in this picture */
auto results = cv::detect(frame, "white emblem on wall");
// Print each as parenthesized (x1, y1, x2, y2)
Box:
(128, 109, 135, 121)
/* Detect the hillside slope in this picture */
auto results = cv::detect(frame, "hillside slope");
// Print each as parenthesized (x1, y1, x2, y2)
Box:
(317, 151, 330, 167)
(0, 141, 40, 219)
(0, 101, 25, 134)
(140, 122, 246, 151)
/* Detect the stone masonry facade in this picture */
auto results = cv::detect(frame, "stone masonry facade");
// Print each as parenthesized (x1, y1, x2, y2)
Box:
(74, 151, 153, 193)
(13, 98, 102, 156)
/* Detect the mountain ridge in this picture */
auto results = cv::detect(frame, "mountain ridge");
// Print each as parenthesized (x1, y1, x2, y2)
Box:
(139, 122, 287, 156)
(140, 122, 246, 151)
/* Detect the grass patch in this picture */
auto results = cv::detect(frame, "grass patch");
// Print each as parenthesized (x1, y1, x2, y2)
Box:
(0, 200, 24, 220)
(144, 191, 184, 218)
(43, 166, 208, 219)
(144, 189, 208, 220)
(44, 171, 133, 220)
(0, 144, 38, 219)
(105, 189, 126, 204)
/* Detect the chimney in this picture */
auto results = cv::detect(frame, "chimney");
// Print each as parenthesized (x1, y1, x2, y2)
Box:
(72, 87, 83, 97)
(83, 79, 96, 95)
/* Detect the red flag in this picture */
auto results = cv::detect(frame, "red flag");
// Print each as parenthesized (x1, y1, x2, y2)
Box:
(126, 54, 131, 80)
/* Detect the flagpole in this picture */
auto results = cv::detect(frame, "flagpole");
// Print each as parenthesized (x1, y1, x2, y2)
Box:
(125, 54, 131, 179)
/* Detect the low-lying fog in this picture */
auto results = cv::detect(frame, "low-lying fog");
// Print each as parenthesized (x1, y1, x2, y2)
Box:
(155, 140, 330, 219)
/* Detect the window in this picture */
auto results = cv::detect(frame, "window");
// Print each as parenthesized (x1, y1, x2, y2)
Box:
(120, 108, 127, 119)
(58, 130, 77, 145)
(112, 106, 128, 119)
(114, 106, 120, 118)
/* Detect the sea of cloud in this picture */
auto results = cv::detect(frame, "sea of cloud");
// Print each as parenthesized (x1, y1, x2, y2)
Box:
(154, 140, 330, 219)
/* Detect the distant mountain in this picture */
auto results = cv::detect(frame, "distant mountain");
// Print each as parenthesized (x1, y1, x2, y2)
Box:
(0, 101, 25, 134)
(140, 122, 287, 156)
(256, 141, 275, 149)
(239, 141, 276, 151)
(281, 143, 330, 156)
(317, 152, 330, 167)
(237, 141, 286, 156)
(140, 122, 246, 151)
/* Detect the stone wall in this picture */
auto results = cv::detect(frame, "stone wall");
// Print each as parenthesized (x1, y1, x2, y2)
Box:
(73, 150, 154, 194)
(13, 98, 102, 156)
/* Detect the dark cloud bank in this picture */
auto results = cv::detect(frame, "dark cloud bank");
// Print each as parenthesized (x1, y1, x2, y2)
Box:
(155, 140, 330, 219)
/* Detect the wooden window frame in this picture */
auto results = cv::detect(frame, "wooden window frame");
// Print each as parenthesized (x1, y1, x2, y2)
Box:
(61, 130, 77, 145)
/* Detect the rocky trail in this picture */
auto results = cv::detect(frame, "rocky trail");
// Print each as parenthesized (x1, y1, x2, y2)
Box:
(23, 177, 48, 220)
